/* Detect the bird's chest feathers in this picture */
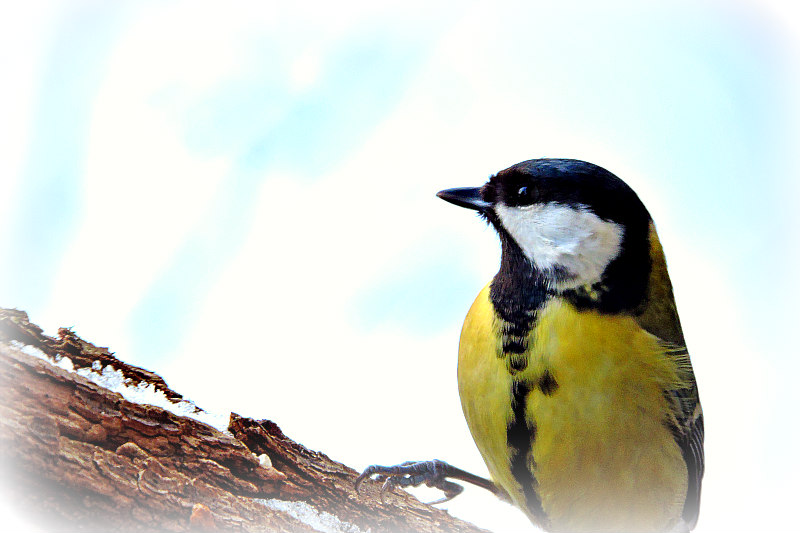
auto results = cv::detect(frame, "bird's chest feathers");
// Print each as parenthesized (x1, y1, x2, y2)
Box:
(458, 292, 687, 530)
(528, 299, 681, 436)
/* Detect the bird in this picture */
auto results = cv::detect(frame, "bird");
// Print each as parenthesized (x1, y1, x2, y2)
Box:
(356, 158, 704, 533)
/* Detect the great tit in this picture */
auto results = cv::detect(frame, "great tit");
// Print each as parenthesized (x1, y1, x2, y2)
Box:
(357, 158, 703, 533)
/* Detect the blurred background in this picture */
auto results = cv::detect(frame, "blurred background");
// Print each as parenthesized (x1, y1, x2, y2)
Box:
(1, 1, 798, 531)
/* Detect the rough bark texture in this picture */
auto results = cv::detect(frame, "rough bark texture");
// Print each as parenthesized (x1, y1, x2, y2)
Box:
(0, 308, 489, 533)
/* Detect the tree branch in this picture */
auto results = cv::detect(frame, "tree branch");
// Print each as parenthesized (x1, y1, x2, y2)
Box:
(0, 308, 489, 533)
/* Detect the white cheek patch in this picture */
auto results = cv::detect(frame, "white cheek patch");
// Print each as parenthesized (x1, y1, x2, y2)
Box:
(495, 202, 624, 289)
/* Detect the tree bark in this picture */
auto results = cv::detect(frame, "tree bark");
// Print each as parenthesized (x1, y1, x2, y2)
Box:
(0, 308, 489, 533)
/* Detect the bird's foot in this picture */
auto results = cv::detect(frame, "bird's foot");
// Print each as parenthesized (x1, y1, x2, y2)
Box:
(355, 459, 466, 504)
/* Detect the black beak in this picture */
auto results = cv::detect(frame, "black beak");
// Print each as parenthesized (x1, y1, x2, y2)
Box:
(436, 187, 491, 212)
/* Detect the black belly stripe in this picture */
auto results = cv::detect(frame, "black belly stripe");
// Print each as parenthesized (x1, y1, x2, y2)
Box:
(507, 379, 549, 525)
(502, 337, 528, 354)
(501, 328, 531, 373)
(490, 234, 553, 523)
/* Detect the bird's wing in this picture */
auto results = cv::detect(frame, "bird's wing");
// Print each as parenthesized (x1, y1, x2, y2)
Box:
(636, 224, 704, 528)
(676, 402, 704, 529)
(639, 322, 704, 529)
(657, 342, 704, 529)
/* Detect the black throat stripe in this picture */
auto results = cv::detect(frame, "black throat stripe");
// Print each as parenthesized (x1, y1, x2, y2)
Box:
(489, 233, 553, 524)
(489, 232, 550, 326)
(490, 231, 551, 374)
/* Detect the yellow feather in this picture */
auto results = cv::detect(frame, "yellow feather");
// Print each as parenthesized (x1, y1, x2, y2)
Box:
(458, 285, 689, 532)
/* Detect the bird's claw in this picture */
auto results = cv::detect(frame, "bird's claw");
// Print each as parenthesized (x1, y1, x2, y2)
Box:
(355, 460, 465, 504)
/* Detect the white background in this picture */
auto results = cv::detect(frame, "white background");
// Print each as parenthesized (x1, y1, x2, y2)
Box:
(2, 1, 799, 531)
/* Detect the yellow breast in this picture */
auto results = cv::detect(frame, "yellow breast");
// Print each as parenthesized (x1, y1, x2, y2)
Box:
(457, 285, 688, 532)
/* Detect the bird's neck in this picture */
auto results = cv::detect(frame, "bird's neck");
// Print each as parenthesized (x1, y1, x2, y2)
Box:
(490, 238, 550, 328)
(489, 223, 652, 326)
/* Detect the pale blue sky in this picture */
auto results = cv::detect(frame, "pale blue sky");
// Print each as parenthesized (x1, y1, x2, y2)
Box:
(2, 1, 798, 531)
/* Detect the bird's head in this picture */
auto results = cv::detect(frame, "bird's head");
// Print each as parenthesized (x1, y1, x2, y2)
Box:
(438, 159, 653, 297)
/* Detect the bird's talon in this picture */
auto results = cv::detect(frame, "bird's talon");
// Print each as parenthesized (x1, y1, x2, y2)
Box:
(380, 477, 395, 502)
(355, 460, 471, 506)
